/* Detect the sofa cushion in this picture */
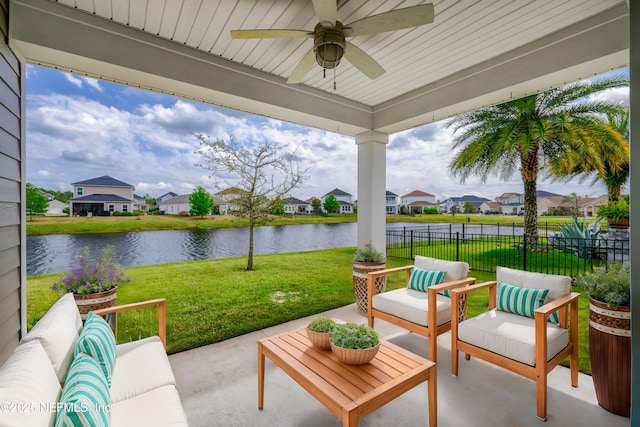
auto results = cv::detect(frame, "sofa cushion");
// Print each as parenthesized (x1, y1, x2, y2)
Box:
(497, 267, 571, 324)
(109, 336, 176, 403)
(110, 385, 188, 427)
(21, 293, 83, 382)
(372, 288, 451, 327)
(75, 312, 117, 387)
(407, 268, 446, 292)
(458, 309, 569, 366)
(414, 256, 469, 282)
(0, 340, 61, 427)
(496, 267, 570, 301)
(55, 353, 111, 427)
(496, 281, 549, 319)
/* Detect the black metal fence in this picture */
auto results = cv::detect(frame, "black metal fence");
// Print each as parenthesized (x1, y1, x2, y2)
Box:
(386, 225, 629, 278)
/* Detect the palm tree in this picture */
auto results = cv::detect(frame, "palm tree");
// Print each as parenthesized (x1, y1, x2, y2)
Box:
(448, 75, 628, 240)
(548, 109, 629, 202)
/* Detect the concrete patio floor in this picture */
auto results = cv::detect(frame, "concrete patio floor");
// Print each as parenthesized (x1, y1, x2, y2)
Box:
(169, 303, 629, 427)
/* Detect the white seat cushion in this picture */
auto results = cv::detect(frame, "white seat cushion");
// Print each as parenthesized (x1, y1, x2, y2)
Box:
(415, 256, 469, 282)
(21, 293, 83, 382)
(458, 309, 568, 366)
(110, 336, 176, 403)
(110, 385, 188, 427)
(372, 288, 451, 327)
(0, 340, 61, 427)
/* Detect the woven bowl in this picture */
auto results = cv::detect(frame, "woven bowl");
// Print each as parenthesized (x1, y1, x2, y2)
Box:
(330, 342, 380, 365)
(306, 327, 332, 350)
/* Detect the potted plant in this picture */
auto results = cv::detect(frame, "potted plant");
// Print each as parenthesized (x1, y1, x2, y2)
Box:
(306, 317, 336, 350)
(576, 263, 631, 417)
(52, 245, 130, 319)
(329, 323, 380, 365)
(352, 243, 386, 316)
(596, 197, 630, 229)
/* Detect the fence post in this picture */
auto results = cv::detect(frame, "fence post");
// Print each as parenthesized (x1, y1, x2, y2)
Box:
(449, 224, 452, 243)
(522, 234, 527, 271)
(456, 232, 460, 261)
(410, 230, 414, 260)
(403, 226, 406, 249)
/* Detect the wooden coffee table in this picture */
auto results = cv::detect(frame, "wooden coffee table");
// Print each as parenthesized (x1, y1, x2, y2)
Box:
(258, 327, 436, 426)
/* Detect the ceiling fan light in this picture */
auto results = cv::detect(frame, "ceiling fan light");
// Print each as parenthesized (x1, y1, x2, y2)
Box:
(313, 23, 345, 70)
(315, 42, 344, 69)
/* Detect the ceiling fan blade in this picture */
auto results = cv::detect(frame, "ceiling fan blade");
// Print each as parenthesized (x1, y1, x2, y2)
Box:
(230, 29, 311, 39)
(312, 0, 337, 27)
(344, 41, 385, 80)
(345, 4, 434, 37)
(287, 49, 317, 84)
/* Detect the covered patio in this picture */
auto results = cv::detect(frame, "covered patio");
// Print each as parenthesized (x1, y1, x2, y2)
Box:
(1, 0, 638, 425)
(170, 304, 629, 426)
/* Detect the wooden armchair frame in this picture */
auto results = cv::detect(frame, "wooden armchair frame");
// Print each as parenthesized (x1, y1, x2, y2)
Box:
(450, 282, 579, 420)
(94, 298, 167, 348)
(367, 265, 475, 362)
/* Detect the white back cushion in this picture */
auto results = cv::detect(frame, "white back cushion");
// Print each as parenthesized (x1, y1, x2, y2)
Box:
(496, 266, 571, 302)
(21, 293, 83, 382)
(414, 256, 469, 282)
(0, 340, 61, 427)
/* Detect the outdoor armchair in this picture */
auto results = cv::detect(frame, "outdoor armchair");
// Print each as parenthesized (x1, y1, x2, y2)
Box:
(450, 266, 579, 421)
(367, 255, 475, 362)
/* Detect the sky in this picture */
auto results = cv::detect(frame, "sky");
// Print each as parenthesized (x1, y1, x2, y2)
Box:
(25, 65, 629, 203)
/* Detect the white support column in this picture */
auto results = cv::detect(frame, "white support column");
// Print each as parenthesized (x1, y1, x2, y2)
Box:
(355, 131, 388, 255)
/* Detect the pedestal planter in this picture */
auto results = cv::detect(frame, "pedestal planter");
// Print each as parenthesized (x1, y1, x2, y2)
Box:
(352, 261, 386, 316)
(607, 218, 629, 229)
(74, 287, 117, 321)
(589, 297, 631, 417)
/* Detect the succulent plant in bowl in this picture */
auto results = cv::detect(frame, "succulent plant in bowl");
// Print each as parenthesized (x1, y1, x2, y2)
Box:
(306, 317, 337, 350)
(329, 323, 380, 365)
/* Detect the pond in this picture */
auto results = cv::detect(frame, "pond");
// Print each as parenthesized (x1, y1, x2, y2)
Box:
(27, 222, 358, 276)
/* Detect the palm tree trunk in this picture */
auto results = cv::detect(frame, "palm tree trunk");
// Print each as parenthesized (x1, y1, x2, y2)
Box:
(607, 183, 621, 202)
(523, 179, 538, 243)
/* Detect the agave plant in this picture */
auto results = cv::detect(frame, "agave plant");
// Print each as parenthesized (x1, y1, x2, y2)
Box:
(550, 218, 608, 260)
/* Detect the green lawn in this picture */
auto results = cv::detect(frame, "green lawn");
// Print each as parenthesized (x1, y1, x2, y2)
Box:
(27, 248, 591, 373)
(26, 212, 596, 236)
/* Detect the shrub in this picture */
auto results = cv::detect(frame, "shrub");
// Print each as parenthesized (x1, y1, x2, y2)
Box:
(353, 243, 385, 263)
(423, 207, 439, 215)
(330, 323, 379, 349)
(597, 198, 630, 221)
(52, 246, 130, 296)
(575, 263, 630, 309)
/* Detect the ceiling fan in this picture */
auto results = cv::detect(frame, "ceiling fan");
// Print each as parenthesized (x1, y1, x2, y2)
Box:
(230, 1, 434, 84)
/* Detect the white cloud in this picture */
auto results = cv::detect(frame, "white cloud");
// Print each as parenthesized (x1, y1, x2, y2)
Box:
(80, 76, 104, 92)
(65, 74, 83, 88)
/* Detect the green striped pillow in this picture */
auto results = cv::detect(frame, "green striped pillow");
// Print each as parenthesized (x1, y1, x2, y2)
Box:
(496, 281, 549, 319)
(55, 353, 110, 427)
(75, 312, 116, 387)
(408, 268, 446, 293)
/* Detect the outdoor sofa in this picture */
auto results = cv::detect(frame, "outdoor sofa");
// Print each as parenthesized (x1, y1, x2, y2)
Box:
(0, 293, 188, 426)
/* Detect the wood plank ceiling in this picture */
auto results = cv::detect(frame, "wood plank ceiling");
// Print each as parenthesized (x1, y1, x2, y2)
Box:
(52, 0, 625, 107)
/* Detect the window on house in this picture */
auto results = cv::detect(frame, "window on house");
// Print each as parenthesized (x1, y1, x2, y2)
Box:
(108, 205, 114, 212)
(76, 187, 83, 196)
(122, 204, 129, 212)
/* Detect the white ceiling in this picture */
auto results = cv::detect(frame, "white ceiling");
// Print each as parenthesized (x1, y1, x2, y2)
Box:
(9, 0, 630, 135)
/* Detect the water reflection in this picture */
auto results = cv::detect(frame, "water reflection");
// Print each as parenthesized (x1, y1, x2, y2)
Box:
(27, 223, 357, 276)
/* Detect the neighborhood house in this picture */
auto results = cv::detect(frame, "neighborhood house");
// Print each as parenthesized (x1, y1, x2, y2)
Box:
(68, 175, 135, 216)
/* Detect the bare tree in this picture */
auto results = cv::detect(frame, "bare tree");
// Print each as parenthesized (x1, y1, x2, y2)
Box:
(194, 135, 308, 270)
